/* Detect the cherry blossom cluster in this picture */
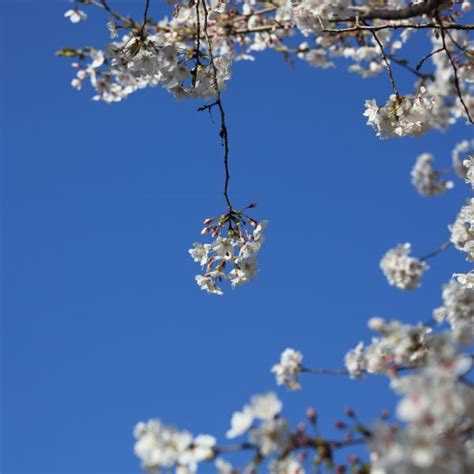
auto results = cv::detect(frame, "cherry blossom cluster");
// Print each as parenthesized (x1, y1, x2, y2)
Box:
(449, 198, 474, 261)
(60, 0, 474, 136)
(363, 89, 447, 139)
(369, 365, 474, 472)
(344, 318, 434, 377)
(434, 279, 474, 344)
(411, 152, 454, 196)
(379, 243, 428, 290)
(133, 419, 216, 473)
(189, 209, 267, 295)
(271, 348, 303, 390)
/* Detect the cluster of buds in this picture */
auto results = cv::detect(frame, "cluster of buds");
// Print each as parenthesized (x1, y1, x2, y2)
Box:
(189, 204, 267, 295)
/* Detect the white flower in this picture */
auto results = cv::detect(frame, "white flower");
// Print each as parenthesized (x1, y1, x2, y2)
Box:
(344, 341, 366, 377)
(189, 242, 211, 266)
(449, 198, 474, 261)
(90, 49, 105, 69)
(298, 48, 334, 69)
(195, 275, 223, 296)
(411, 153, 453, 196)
(229, 255, 258, 287)
(226, 406, 253, 439)
(269, 456, 305, 474)
(211, 237, 234, 259)
(186, 434, 216, 462)
(107, 20, 118, 39)
(249, 392, 282, 420)
(64, 9, 87, 23)
(380, 243, 429, 290)
(249, 418, 290, 456)
(215, 457, 236, 474)
(226, 392, 282, 440)
(271, 348, 303, 390)
(433, 280, 474, 343)
(464, 155, 474, 188)
(133, 419, 193, 470)
(453, 271, 474, 289)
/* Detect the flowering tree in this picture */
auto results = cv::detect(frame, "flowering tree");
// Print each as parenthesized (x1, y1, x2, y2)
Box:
(59, 0, 473, 472)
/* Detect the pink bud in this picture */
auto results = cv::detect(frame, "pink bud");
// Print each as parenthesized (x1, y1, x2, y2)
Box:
(348, 455, 359, 464)
(306, 407, 317, 422)
(297, 421, 307, 432)
(344, 407, 355, 418)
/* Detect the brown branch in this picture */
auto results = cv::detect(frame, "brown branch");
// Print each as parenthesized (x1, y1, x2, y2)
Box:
(234, 22, 474, 36)
(349, 0, 441, 21)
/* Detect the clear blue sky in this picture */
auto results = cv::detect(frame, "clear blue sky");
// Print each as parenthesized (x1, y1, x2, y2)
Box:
(1, 1, 472, 473)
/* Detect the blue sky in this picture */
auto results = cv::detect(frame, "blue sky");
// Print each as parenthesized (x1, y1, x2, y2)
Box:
(1, 1, 473, 473)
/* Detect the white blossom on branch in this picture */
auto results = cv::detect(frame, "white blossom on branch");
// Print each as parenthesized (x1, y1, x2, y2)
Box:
(380, 243, 428, 290)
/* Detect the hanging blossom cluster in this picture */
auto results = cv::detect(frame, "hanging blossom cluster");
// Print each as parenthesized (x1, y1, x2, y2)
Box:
(189, 209, 267, 295)
(379, 243, 428, 290)
(411, 140, 474, 197)
(59, 0, 474, 135)
(364, 89, 448, 139)
(410, 153, 454, 197)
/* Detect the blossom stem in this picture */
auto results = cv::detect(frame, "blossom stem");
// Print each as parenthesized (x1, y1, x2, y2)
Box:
(200, 0, 233, 211)
(419, 240, 451, 261)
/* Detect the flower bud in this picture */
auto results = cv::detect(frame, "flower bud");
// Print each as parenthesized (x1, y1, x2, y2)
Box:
(306, 407, 317, 423)
(344, 407, 355, 418)
(368, 317, 385, 331)
(348, 455, 359, 464)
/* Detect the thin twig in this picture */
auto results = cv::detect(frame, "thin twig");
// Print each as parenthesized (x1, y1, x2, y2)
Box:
(389, 55, 434, 80)
(302, 367, 351, 375)
(416, 47, 444, 70)
(365, 20, 400, 98)
(420, 240, 451, 261)
(200, 0, 233, 211)
(435, 11, 473, 124)
(140, 0, 151, 38)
